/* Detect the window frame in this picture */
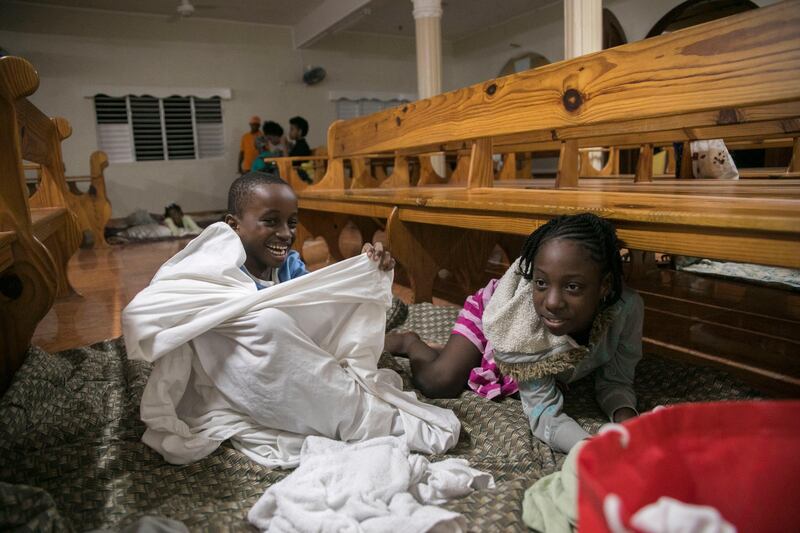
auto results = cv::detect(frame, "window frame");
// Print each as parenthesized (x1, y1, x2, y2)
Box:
(93, 94, 224, 164)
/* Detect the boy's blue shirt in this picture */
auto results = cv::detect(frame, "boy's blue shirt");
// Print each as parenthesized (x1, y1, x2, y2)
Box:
(241, 250, 308, 290)
(278, 250, 309, 283)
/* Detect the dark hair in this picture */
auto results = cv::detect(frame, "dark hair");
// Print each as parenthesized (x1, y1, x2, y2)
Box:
(227, 171, 290, 216)
(289, 116, 309, 137)
(261, 120, 284, 137)
(164, 203, 182, 217)
(517, 213, 624, 307)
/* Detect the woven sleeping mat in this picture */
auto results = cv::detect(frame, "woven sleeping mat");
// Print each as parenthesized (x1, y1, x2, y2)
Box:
(0, 301, 760, 532)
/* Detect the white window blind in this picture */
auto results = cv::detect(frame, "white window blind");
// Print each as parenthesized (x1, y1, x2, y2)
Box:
(335, 98, 409, 120)
(93, 94, 224, 163)
(194, 96, 225, 159)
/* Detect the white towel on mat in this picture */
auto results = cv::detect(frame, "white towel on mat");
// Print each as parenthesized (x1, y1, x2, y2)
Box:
(248, 435, 495, 533)
(122, 222, 460, 468)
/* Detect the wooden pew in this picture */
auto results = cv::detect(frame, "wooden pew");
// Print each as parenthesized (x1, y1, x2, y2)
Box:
(0, 56, 66, 393)
(2, 57, 82, 295)
(14, 104, 82, 296)
(27, 149, 113, 248)
(294, 2, 800, 394)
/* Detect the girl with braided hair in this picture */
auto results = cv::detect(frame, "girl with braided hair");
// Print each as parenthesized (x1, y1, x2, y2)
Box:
(385, 213, 644, 453)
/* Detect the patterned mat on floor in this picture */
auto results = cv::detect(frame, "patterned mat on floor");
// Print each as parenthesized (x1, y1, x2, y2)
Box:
(0, 300, 760, 532)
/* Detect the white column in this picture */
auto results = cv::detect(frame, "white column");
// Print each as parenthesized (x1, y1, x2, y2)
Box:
(412, 0, 442, 99)
(564, 0, 602, 60)
(412, 0, 446, 177)
(565, 0, 603, 170)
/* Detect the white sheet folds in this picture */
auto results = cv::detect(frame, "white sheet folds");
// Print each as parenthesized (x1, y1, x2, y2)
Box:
(122, 223, 461, 468)
(248, 435, 495, 533)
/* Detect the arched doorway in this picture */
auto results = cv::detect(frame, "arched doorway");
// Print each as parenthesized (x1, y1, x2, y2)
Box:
(646, 0, 758, 38)
(497, 52, 550, 77)
(603, 8, 627, 49)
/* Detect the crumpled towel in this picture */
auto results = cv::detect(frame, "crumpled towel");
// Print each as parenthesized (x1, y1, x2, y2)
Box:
(248, 435, 495, 533)
(482, 258, 569, 356)
(522, 440, 585, 533)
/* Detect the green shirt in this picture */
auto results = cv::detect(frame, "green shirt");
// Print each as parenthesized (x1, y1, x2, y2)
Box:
(251, 149, 283, 172)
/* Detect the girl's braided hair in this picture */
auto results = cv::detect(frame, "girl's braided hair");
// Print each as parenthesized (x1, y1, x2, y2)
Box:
(517, 213, 624, 308)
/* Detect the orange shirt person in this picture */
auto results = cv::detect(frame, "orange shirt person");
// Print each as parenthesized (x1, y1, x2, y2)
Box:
(238, 116, 263, 174)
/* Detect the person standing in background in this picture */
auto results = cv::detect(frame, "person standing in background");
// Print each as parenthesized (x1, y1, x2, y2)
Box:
(238, 116, 263, 174)
(287, 116, 313, 183)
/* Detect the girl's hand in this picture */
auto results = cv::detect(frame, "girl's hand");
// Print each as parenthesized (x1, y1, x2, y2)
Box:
(363, 242, 395, 271)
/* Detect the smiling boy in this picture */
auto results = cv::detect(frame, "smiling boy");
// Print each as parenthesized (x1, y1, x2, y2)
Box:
(225, 171, 392, 287)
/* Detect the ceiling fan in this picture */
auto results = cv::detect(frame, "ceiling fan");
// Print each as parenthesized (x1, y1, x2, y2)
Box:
(167, 0, 217, 23)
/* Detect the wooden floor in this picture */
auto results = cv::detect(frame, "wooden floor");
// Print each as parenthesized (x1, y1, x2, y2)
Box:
(32, 239, 457, 353)
(32, 239, 192, 352)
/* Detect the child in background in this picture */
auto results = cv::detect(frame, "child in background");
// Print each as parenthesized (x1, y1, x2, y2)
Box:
(287, 116, 311, 158)
(251, 121, 286, 173)
(288, 116, 313, 184)
(386, 213, 644, 453)
(164, 203, 202, 237)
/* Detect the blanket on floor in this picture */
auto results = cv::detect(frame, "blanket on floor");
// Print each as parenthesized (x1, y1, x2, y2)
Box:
(0, 302, 761, 531)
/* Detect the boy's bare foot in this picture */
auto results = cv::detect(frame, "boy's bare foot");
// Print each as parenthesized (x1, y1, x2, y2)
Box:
(384, 331, 420, 356)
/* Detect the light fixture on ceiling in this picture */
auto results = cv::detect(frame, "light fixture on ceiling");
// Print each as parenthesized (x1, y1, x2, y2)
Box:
(167, 0, 217, 23)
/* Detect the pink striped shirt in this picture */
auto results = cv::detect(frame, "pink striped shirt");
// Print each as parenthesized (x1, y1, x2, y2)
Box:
(451, 279, 518, 399)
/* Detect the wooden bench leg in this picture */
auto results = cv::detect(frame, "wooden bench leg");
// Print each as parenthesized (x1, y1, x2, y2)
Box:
(379, 156, 411, 188)
(387, 208, 496, 303)
(790, 136, 799, 173)
(665, 146, 677, 175)
(0, 237, 57, 393)
(417, 154, 446, 186)
(679, 141, 694, 179)
(497, 152, 517, 181)
(627, 249, 658, 281)
(350, 157, 381, 189)
(297, 210, 350, 261)
(496, 234, 527, 264)
(386, 208, 437, 302)
(635, 143, 654, 183)
(351, 217, 382, 249)
(556, 140, 579, 188)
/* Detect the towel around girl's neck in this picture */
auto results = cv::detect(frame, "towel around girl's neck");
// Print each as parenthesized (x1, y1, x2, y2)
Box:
(483, 259, 615, 382)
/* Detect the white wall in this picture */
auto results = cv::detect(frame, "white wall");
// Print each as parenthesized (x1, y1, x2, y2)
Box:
(447, 1, 564, 91)
(0, 2, 418, 215)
